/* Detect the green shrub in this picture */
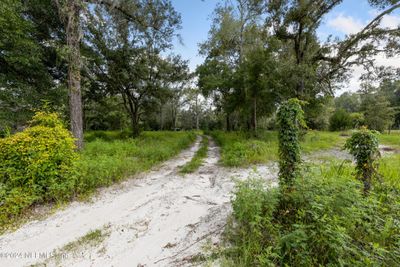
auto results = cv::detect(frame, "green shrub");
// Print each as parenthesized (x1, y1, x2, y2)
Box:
(350, 112, 365, 128)
(0, 111, 77, 225)
(329, 108, 352, 131)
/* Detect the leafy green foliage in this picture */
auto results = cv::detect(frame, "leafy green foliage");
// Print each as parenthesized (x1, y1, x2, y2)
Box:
(84, 130, 133, 142)
(86, 2, 184, 136)
(345, 127, 380, 193)
(0, 0, 66, 132)
(0, 111, 77, 226)
(277, 99, 306, 188)
(329, 108, 352, 131)
(211, 130, 343, 167)
(363, 93, 394, 132)
(225, 161, 400, 266)
(0, 120, 196, 229)
(335, 92, 362, 113)
(180, 136, 209, 174)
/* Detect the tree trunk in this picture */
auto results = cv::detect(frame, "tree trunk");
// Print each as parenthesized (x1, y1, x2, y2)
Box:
(160, 104, 164, 130)
(226, 113, 231, 131)
(171, 106, 177, 130)
(131, 113, 140, 137)
(66, 0, 84, 150)
(195, 95, 200, 130)
(252, 97, 257, 133)
(196, 114, 199, 130)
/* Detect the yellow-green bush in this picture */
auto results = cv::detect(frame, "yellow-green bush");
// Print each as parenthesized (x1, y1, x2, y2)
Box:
(0, 111, 77, 225)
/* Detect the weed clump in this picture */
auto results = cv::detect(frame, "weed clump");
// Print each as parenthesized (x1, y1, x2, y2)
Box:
(180, 136, 209, 174)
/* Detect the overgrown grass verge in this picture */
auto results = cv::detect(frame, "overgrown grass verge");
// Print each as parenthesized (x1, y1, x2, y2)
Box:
(223, 156, 400, 266)
(180, 136, 209, 174)
(379, 131, 400, 149)
(211, 131, 344, 167)
(76, 131, 196, 196)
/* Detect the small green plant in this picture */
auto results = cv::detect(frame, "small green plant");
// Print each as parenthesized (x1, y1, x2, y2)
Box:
(277, 98, 306, 189)
(344, 127, 380, 194)
(180, 136, 209, 174)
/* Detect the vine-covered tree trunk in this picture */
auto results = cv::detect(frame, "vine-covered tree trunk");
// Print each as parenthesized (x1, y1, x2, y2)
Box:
(344, 128, 380, 194)
(277, 98, 306, 189)
(66, 0, 83, 149)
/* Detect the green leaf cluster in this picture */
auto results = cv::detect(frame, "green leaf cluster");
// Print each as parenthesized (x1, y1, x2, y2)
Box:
(0, 111, 77, 226)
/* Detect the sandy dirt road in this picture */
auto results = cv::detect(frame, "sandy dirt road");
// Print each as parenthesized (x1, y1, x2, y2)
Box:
(0, 137, 277, 267)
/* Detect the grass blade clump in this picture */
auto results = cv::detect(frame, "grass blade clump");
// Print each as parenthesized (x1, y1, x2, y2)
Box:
(180, 136, 209, 174)
(76, 131, 197, 194)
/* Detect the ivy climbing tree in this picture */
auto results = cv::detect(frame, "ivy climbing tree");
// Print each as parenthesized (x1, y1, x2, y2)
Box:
(344, 127, 380, 194)
(277, 98, 306, 190)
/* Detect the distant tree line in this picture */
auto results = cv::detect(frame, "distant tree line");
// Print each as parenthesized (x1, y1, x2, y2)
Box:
(331, 76, 400, 132)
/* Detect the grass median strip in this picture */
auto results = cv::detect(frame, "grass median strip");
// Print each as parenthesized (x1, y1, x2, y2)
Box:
(180, 136, 209, 174)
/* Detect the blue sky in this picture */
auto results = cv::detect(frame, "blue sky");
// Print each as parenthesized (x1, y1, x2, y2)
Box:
(171, 0, 216, 70)
(171, 0, 400, 92)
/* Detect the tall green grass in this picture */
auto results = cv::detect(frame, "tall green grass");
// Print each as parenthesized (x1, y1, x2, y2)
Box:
(75, 131, 196, 195)
(211, 131, 345, 167)
(379, 131, 400, 149)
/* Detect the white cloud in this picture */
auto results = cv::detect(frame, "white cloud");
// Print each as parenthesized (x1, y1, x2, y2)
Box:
(337, 53, 400, 95)
(328, 14, 364, 35)
(328, 12, 400, 95)
(368, 9, 400, 29)
(380, 14, 400, 28)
